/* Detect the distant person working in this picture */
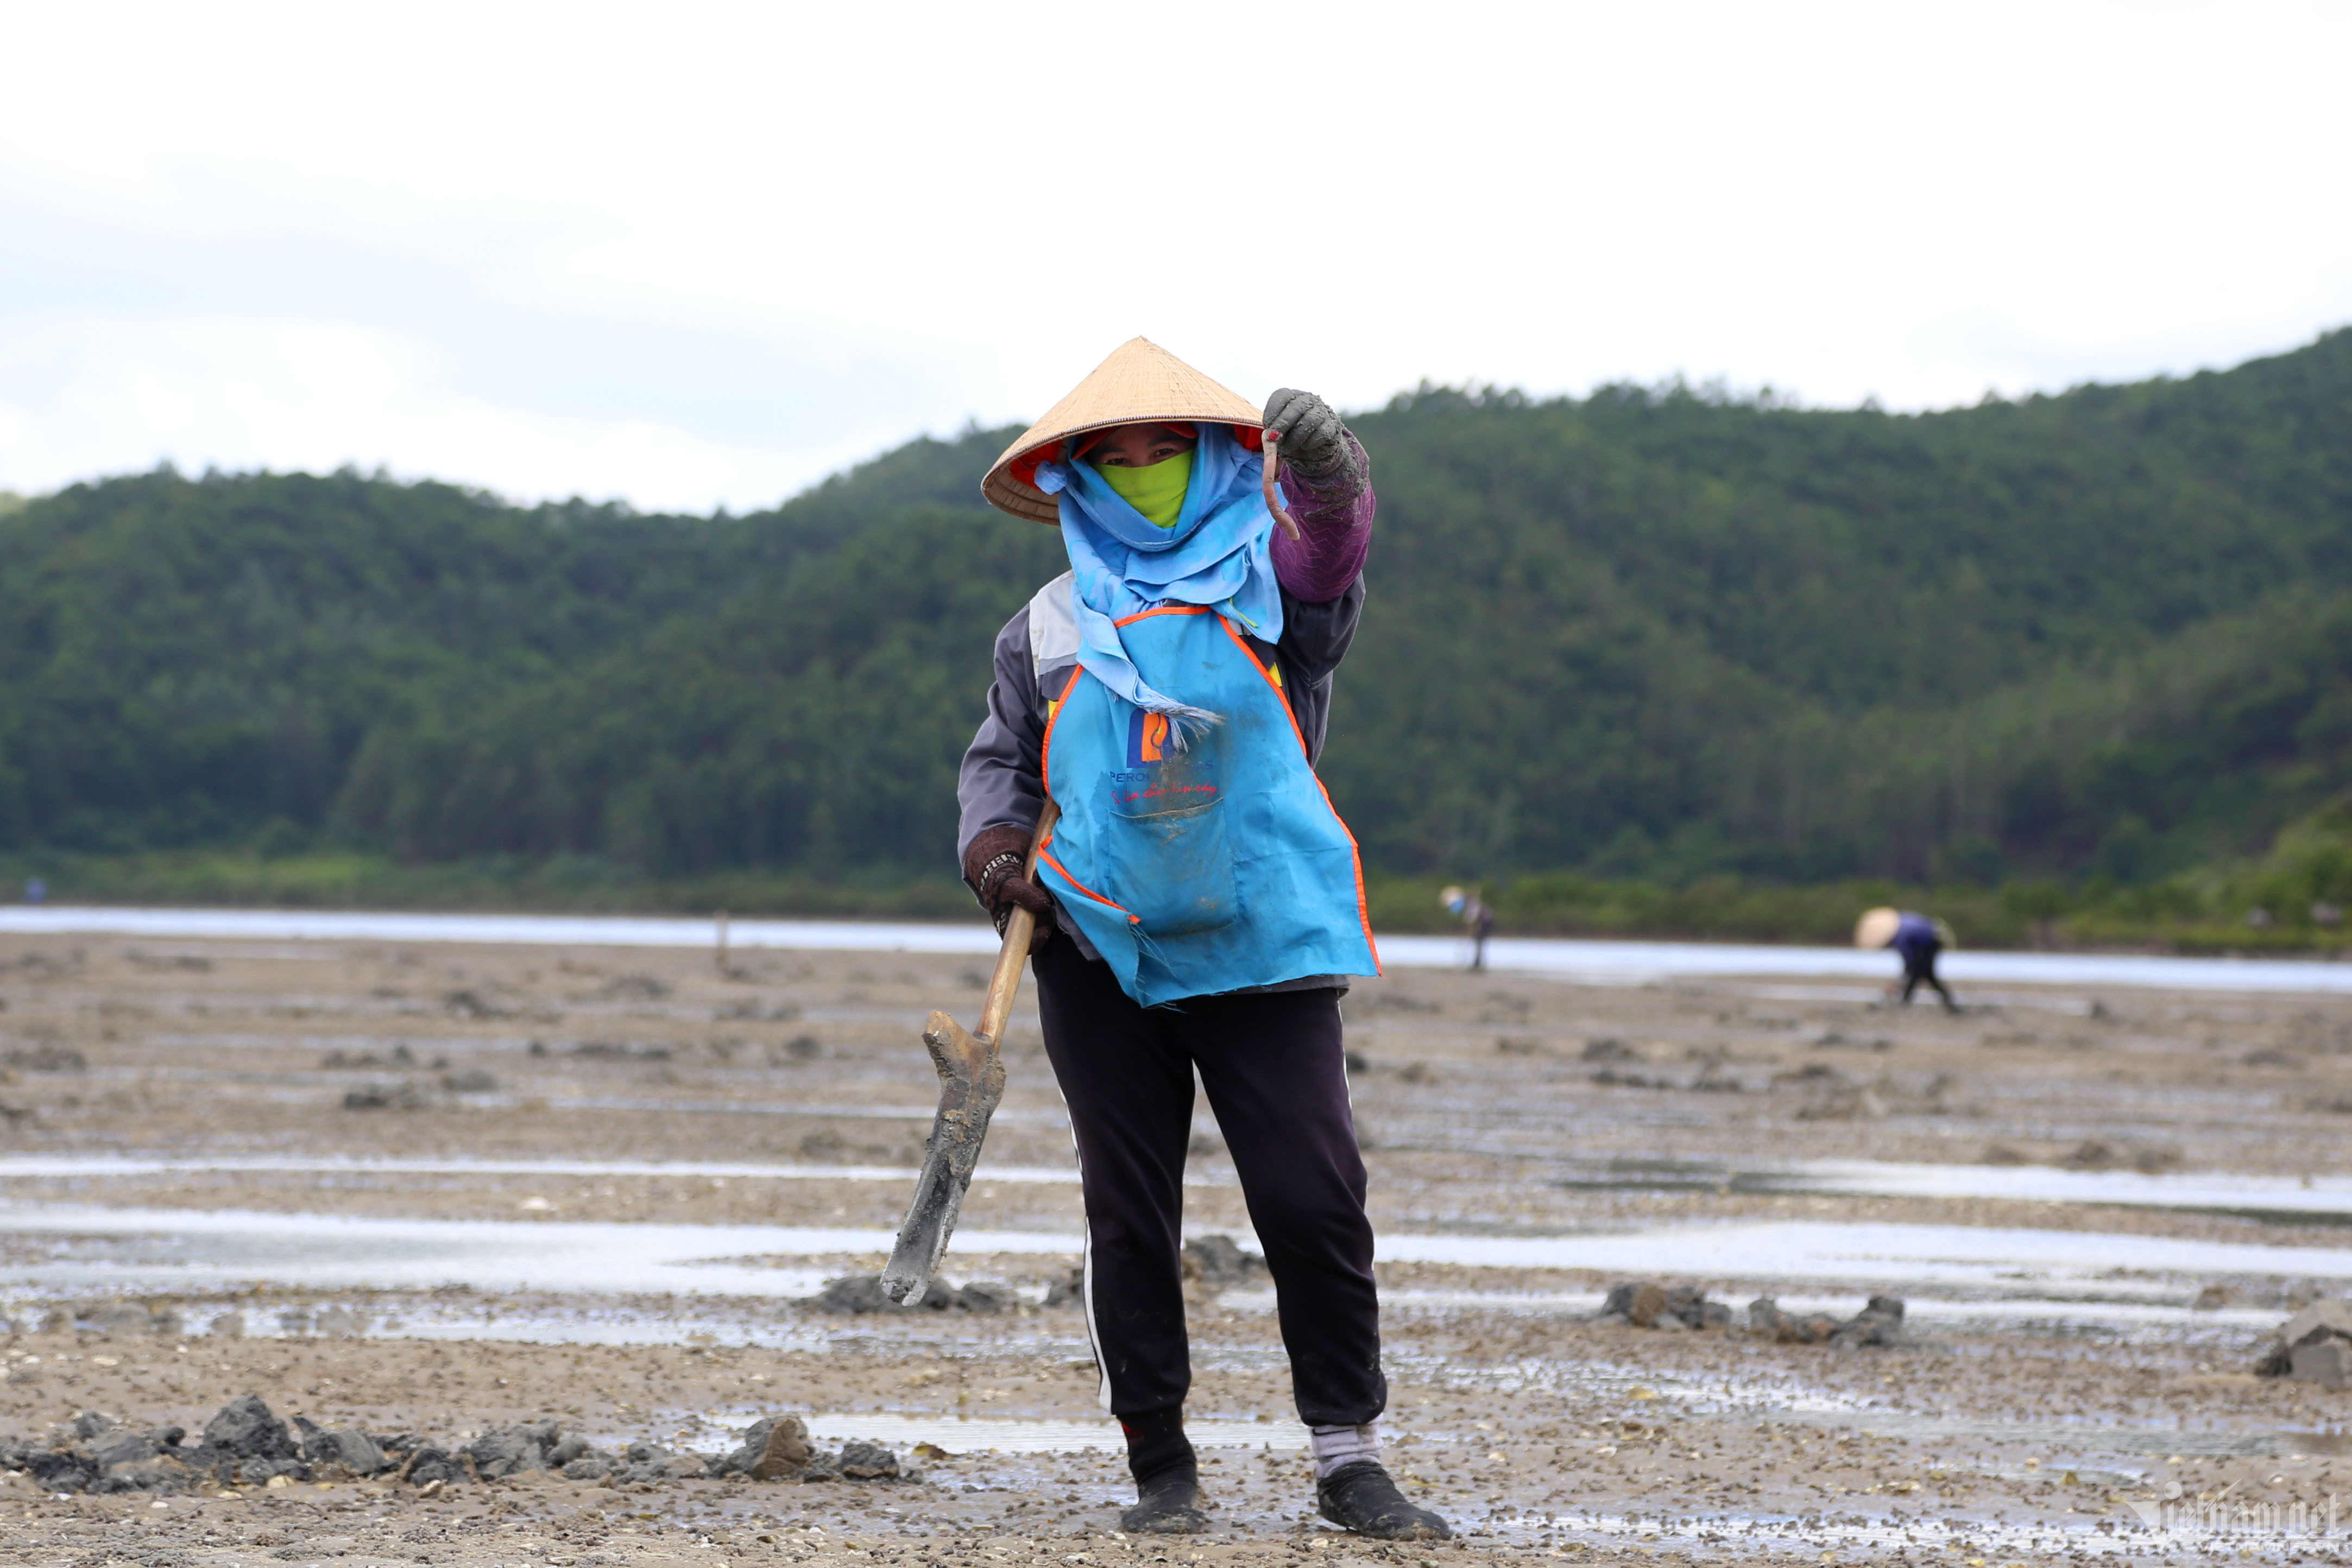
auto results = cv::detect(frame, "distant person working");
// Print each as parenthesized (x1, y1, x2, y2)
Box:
(1855, 906, 1958, 1012)
(1439, 886, 1493, 972)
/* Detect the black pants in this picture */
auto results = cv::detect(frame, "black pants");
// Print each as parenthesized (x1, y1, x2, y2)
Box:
(1032, 937, 1386, 1428)
(1901, 943, 1957, 1010)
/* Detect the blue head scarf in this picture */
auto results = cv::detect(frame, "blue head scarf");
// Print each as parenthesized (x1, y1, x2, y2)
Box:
(1034, 423, 1284, 737)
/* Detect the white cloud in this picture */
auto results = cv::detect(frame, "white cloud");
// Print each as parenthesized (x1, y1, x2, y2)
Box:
(0, 310, 871, 510)
(1, 0, 2347, 508)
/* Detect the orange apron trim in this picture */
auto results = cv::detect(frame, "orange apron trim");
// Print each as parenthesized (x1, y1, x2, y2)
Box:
(1036, 844, 1139, 923)
(1112, 604, 1214, 629)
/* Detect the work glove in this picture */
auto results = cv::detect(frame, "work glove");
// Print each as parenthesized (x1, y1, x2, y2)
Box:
(962, 822, 1056, 952)
(1262, 387, 1357, 485)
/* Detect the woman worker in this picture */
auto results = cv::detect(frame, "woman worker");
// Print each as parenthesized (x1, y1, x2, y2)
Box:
(956, 339, 1447, 1541)
(1856, 906, 1959, 1012)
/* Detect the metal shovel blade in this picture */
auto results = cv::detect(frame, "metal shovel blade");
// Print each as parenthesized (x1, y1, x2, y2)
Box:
(879, 1008, 1007, 1304)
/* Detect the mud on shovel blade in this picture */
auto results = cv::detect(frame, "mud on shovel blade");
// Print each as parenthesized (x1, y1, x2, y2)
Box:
(880, 803, 1056, 1305)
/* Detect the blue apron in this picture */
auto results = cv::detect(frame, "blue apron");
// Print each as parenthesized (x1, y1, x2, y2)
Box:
(1034, 605, 1380, 1007)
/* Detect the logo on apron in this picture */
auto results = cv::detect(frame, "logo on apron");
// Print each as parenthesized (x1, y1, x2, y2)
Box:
(1126, 709, 1171, 766)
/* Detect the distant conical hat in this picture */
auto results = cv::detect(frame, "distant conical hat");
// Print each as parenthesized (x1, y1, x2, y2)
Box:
(1854, 907, 1901, 949)
(983, 337, 1264, 523)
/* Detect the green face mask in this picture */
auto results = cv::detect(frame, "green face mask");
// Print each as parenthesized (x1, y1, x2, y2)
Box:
(1096, 450, 1193, 529)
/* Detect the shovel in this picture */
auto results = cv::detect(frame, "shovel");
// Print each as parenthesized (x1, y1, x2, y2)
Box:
(880, 800, 1060, 1305)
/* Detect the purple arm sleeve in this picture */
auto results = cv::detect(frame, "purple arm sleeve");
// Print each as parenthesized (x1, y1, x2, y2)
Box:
(1269, 432, 1374, 603)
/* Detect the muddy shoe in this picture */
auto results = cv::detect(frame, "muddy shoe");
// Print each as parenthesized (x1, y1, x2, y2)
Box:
(1316, 1460, 1452, 1540)
(1119, 1468, 1207, 1533)
(1119, 1407, 1205, 1533)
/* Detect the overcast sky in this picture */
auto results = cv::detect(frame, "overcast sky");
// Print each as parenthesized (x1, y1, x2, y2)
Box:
(4, 1, 2348, 513)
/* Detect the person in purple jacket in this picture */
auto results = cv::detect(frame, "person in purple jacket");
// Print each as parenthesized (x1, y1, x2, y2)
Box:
(955, 340, 1447, 1541)
(1859, 907, 1958, 1011)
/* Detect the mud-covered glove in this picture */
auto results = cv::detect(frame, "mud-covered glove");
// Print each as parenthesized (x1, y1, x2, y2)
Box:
(962, 823, 1055, 951)
(1262, 387, 1356, 485)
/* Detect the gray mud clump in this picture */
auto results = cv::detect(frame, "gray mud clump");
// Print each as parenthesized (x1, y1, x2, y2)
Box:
(342, 1082, 430, 1111)
(2258, 1298, 2352, 1385)
(1750, 1293, 1908, 1347)
(714, 1416, 900, 1482)
(809, 1274, 1015, 1313)
(0, 1396, 902, 1495)
(1594, 1281, 1906, 1345)
(1598, 1281, 1732, 1331)
(1183, 1234, 1264, 1285)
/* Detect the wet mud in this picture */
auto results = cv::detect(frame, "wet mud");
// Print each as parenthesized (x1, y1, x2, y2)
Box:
(5, 932, 2352, 1564)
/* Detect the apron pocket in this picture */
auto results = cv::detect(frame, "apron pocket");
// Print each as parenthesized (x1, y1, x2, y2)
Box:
(1108, 796, 1240, 937)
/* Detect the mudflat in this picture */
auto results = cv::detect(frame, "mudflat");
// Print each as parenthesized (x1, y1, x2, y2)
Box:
(4, 930, 2351, 1566)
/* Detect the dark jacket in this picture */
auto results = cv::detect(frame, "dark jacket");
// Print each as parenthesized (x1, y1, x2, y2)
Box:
(1891, 912, 1941, 969)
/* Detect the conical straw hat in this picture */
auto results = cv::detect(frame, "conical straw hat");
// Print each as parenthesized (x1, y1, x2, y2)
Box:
(983, 337, 1264, 523)
(1853, 907, 1901, 949)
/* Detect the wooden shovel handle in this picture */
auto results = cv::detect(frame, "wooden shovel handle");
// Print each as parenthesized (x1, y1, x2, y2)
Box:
(975, 800, 1060, 1045)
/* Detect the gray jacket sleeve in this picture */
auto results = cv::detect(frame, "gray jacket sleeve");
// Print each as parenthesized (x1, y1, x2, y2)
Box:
(955, 606, 1044, 876)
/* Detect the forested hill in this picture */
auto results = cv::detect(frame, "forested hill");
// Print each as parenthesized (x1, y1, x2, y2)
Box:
(4, 327, 2350, 902)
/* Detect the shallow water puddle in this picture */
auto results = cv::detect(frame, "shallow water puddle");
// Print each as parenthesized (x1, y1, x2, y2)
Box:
(0, 1204, 1079, 1295)
(0, 1153, 1095, 1185)
(794, 1414, 1308, 1455)
(1542, 1153, 2352, 1229)
(1768, 1158, 2352, 1221)
(43, 1150, 2340, 1222)
(9, 1205, 2352, 1304)
(1374, 1218, 2352, 1289)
